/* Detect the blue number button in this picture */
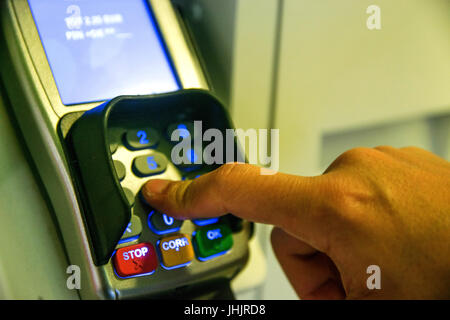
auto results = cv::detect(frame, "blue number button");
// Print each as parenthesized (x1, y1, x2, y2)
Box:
(166, 122, 194, 142)
(175, 147, 203, 172)
(148, 211, 183, 235)
(132, 152, 168, 177)
(125, 128, 159, 150)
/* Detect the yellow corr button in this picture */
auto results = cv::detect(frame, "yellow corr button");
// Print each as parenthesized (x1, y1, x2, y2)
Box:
(158, 234, 194, 270)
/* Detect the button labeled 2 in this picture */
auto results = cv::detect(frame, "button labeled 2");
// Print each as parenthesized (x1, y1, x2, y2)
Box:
(113, 243, 158, 278)
(125, 128, 159, 150)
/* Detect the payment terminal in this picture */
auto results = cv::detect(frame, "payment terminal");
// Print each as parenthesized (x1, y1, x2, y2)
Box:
(0, 0, 251, 299)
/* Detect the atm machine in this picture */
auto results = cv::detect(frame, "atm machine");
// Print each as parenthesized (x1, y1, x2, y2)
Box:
(0, 0, 252, 299)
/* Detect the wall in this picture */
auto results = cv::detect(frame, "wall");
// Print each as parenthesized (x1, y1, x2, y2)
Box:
(181, 0, 450, 300)
(0, 90, 77, 299)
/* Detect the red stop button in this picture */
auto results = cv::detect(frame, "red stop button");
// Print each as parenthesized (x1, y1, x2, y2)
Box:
(113, 242, 158, 278)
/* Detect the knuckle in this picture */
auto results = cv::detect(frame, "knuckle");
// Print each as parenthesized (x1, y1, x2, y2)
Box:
(338, 147, 373, 162)
(214, 162, 249, 188)
(400, 146, 427, 154)
(322, 175, 376, 225)
(327, 147, 382, 173)
(328, 148, 372, 169)
(213, 163, 245, 201)
(374, 145, 396, 153)
(401, 145, 420, 151)
(215, 162, 245, 178)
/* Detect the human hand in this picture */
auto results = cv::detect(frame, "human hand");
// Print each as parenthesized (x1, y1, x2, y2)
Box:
(141, 146, 450, 299)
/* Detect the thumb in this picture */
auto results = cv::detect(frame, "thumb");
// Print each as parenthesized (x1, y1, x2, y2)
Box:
(142, 163, 332, 251)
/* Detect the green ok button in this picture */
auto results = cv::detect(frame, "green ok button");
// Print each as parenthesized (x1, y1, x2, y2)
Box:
(194, 224, 233, 260)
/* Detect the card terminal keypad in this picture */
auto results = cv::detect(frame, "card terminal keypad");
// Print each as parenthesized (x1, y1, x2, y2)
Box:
(110, 123, 236, 279)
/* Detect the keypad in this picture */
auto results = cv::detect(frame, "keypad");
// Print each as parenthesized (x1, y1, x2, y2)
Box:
(110, 123, 237, 279)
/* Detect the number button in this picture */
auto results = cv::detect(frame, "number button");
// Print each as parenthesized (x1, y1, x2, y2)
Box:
(148, 210, 183, 235)
(125, 128, 159, 150)
(146, 156, 157, 170)
(174, 147, 203, 172)
(132, 152, 168, 177)
(166, 122, 194, 142)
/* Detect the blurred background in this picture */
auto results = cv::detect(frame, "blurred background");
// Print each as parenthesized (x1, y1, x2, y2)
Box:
(173, 0, 450, 299)
(0, 0, 449, 299)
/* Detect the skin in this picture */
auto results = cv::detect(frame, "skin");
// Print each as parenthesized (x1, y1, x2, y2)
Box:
(141, 146, 450, 299)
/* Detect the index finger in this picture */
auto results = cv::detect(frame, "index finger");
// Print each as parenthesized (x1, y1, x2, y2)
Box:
(142, 163, 332, 251)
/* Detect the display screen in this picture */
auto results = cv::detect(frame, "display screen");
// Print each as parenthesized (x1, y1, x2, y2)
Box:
(28, 0, 179, 105)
